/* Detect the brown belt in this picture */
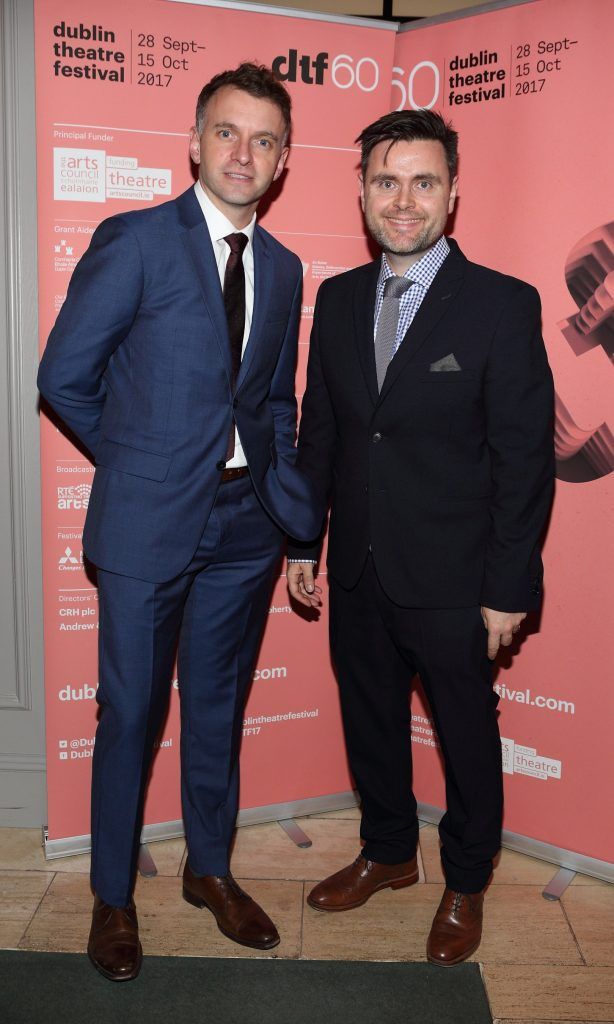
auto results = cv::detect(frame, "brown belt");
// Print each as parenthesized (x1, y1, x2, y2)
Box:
(220, 466, 249, 483)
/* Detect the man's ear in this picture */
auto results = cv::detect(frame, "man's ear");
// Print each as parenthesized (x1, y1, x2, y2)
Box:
(448, 175, 458, 213)
(189, 127, 200, 165)
(273, 146, 289, 183)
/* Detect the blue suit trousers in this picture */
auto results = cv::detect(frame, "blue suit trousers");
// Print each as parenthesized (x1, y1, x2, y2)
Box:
(90, 475, 283, 907)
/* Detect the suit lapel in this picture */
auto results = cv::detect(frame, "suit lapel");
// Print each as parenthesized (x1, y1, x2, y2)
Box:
(236, 227, 271, 389)
(378, 243, 466, 403)
(353, 263, 380, 407)
(177, 188, 232, 383)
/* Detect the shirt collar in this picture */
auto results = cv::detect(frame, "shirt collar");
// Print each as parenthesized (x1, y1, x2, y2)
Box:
(194, 180, 256, 247)
(378, 235, 450, 292)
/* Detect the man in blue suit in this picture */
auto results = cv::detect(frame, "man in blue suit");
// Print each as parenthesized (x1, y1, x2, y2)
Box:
(38, 63, 319, 981)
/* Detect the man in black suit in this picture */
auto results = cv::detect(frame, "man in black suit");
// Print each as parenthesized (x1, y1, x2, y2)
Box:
(287, 110, 554, 966)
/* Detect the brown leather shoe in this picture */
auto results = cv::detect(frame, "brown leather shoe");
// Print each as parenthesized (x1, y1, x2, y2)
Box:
(87, 895, 142, 982)
(426, 887, 484, 966)
(182, 861, 280, 950)
(307, 854, 419, 912)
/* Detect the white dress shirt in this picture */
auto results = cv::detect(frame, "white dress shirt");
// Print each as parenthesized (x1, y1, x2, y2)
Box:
(194, 180, 256, 468)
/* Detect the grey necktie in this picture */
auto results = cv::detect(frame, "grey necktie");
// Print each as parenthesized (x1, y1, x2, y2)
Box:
(374, 275, 412, 391)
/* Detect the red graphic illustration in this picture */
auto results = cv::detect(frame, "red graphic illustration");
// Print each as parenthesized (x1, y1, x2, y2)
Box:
(555, 222, 614, 482)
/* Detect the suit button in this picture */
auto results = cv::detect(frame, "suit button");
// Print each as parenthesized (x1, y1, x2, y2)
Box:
(216, 460, 226, 471)
(372, 432, 382, 444)
(233, 397, 239, 408)
(364, 485, 369, 493)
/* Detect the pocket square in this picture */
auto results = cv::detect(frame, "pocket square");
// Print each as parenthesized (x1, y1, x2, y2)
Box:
(429, 354, 461, 372)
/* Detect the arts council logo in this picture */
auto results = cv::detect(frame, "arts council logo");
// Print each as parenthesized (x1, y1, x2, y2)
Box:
(53, 147, 172, 203)
(501, 737, 562, 781)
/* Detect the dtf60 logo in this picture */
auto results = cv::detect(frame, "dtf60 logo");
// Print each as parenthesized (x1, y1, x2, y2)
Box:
(270, 50, 457, 110)
(272, 49, 380, 92)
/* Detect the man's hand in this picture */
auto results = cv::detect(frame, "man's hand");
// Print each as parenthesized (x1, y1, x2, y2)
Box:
(287, 562, 322, 609)
(480, 607, 527, 660)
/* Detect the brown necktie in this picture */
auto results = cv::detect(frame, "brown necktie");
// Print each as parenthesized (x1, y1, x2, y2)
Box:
(223, 232, 248, 460)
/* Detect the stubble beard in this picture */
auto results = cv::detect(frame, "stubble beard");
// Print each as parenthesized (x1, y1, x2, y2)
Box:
(366, 211, 440, 260)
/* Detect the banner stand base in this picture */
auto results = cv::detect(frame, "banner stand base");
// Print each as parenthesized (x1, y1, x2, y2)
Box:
(542, 867, 577, 900)
(44, 797, 613, 885)
(417, 802, 614, 885)
(137, 844, 159, 878)
(43, 790, 360, 861)
(278, 818, 313, 848)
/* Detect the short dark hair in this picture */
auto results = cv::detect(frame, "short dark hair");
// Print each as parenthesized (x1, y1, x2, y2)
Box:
(356, 109, 458, 182)
(195, 63, 292, 142)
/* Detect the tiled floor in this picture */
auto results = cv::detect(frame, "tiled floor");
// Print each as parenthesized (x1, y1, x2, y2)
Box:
(1, 809, 613, 1022)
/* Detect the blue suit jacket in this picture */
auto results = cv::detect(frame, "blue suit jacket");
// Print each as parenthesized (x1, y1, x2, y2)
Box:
(38, 187, 320, 582)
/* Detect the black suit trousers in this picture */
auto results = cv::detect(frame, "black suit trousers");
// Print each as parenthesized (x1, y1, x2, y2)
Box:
(329, 555, 503, 893)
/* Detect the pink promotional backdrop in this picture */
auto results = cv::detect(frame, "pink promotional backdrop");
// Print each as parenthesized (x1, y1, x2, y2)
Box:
(396, 0, 613, 867)
(35, 0, 396, 847)
(36, 0, 612, 869)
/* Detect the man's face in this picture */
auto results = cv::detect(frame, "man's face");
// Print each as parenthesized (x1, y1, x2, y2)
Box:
(360, 138, 457, 269)
(189, 85, 288, 228)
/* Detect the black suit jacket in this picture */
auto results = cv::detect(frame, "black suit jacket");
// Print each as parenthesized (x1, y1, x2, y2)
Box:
(288, 238, 554, 611)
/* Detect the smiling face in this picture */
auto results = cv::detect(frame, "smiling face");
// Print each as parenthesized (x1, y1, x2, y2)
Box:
(189, 85, 288, 228)
(360, 138, 458, 274)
